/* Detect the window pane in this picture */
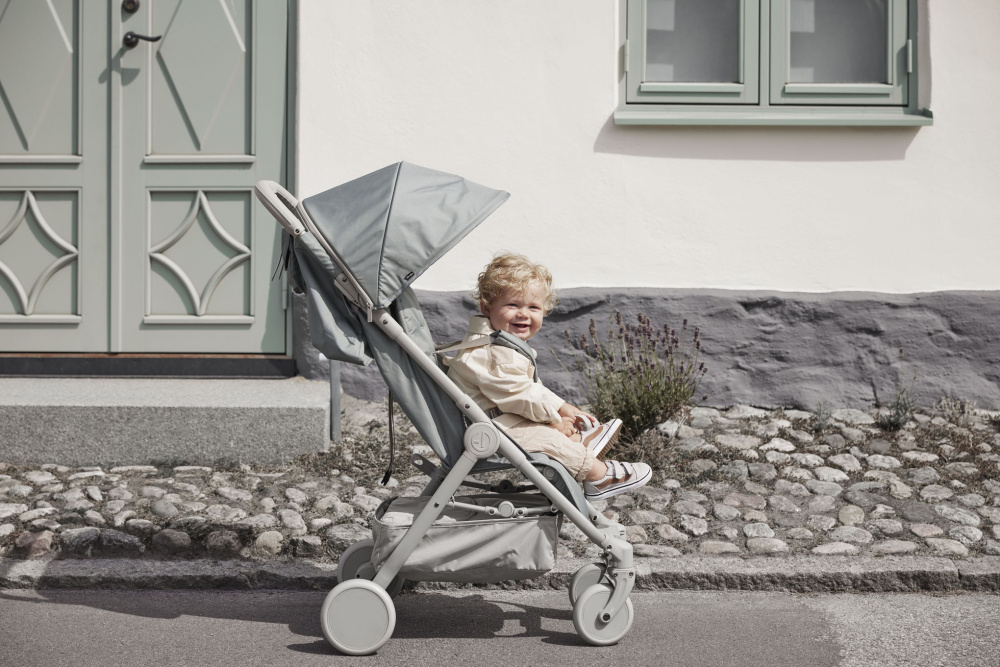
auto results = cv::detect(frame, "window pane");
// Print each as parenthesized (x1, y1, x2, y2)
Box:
(789, 0, 888, 83)
(645, 0, 740, 83)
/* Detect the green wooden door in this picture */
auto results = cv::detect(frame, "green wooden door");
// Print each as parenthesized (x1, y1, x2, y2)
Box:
(0, 0, 288, 353)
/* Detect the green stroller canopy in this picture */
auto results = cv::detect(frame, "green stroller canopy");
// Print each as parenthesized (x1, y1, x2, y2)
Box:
(301, 162, 510, 311)
(286, 162, 509, 469)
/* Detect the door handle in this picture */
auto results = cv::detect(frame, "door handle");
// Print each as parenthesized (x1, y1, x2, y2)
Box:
(123, 31, 162, 48)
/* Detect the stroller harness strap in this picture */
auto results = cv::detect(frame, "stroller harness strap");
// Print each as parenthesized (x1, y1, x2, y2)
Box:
(435, 330, 539, 382)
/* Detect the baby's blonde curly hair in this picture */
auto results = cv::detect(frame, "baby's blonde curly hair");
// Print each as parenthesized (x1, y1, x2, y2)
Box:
(474, 252, 557, 316)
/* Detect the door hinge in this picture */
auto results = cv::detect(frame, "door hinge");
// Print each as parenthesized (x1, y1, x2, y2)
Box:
(906, 39, 913, 74)
(624, 40, 630, 74)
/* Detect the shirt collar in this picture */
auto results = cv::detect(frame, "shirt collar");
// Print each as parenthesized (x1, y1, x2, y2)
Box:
(466, 315, 493, 337)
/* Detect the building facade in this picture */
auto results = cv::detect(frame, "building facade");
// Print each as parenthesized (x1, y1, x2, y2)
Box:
(2, 1, 998, 410)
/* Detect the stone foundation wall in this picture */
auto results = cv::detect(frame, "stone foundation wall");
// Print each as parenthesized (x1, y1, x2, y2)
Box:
(293, 289, 1000, 411)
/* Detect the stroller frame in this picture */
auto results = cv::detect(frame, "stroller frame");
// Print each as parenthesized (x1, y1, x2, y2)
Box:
(256, 179, 637, 654)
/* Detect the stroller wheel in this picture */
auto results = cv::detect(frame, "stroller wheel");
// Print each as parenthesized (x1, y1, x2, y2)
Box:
(337, 538, 405, 597)
(569, 563, 607, 606)
(572, 584, 634, 646)
(337, 539, 376, 582)
(321, 579, 396, 655)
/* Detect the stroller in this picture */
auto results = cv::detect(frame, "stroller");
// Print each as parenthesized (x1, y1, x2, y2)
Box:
(255, 163, 637, 655)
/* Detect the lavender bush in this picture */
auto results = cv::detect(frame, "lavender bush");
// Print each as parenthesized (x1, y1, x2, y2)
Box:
(567, 311, 707, 443)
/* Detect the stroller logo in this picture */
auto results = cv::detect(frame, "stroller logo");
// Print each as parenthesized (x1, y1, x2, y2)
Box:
(404, 271, 414, 283)
(465, 423, 500, 457)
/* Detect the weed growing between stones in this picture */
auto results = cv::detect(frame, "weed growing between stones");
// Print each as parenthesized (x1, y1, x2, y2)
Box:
(564, 311, 707, 443)
(990, 414, 1000, 433)
(872, 349, 916, 432)
(935, 397, 979, 428)
(810, 402, 832, 435)
(874, 387, 915, 432)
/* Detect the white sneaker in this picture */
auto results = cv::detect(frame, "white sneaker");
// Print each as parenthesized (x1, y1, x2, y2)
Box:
(583, 460, 652, 500)
(580, 419, 622, 459)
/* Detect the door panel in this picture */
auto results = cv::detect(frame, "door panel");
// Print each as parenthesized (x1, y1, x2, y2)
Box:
(146, 189, 251, 321)
(150, 0, 251, 157)
(0, 1, 107, 352)
(0, 0, 288, 354)
(0, 189, 79, 319)
(0, 0, 79, 159)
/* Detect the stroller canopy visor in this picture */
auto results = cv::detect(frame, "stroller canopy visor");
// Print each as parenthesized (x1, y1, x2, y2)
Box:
(301, 162, 510, 310)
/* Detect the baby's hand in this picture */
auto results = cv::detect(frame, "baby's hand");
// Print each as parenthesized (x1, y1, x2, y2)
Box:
(559, 404, 598, 431)
(552, 417, 577, 438)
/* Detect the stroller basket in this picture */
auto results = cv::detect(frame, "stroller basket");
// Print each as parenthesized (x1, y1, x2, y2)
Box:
(371, 495, 560, 583)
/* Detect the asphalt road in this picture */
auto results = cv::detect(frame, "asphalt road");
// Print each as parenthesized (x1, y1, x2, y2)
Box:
(1, 588, 997, 666)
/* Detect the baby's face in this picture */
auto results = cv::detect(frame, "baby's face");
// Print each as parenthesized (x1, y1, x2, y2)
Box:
(484, 280, 546, 341)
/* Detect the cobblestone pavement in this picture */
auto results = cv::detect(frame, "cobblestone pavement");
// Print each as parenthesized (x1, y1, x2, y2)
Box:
(2, 401, 999, 565)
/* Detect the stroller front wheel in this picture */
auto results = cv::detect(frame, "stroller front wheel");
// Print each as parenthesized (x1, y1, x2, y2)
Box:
(572, 584, 634, 646)
(320, 579, 396, 655)
(568, 563, 607, 606)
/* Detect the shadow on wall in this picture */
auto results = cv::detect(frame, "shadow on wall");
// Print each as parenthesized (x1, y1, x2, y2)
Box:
(592, 115, 922, 162)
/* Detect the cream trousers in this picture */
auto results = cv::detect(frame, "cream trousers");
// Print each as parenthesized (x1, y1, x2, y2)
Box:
(500, 419, 598, 482)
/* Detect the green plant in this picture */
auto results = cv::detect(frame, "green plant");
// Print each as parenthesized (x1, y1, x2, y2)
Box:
(934, 396, 979, 428)
(989, 413, 1000, 433)
(566, 311, 707, 442)
(811, 401, 832, 434)
(875, 390, 915, 432)
(872, 348, 916, 432)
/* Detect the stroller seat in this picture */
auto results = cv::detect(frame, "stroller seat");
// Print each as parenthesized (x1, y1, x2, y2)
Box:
(255, 163, 637, 655)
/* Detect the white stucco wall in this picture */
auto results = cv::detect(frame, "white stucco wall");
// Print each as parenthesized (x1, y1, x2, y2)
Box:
(297, 0, 1000, 295)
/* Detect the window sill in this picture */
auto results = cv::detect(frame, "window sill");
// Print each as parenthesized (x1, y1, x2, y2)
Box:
(613, 106, 934, 127)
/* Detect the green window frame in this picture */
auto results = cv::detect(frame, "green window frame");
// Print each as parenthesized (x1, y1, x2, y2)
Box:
(616, 0, 932, 126)
(626, 0, 760, 105)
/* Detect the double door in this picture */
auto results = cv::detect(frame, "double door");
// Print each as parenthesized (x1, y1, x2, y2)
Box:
(0, 0, 289, 353)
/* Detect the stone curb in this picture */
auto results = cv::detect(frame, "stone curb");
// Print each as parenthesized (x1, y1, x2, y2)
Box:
(3, 556, 998, 593)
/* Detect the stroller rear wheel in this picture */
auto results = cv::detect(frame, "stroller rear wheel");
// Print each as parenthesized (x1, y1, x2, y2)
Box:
(321, 579, 396, 655)
(572, 583, 634, 646)
(568, 563, 607, 606)
(337, 539, 404, 597)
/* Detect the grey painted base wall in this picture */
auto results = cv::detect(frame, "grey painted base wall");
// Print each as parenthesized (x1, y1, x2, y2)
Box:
(293, 288, 1000, 411)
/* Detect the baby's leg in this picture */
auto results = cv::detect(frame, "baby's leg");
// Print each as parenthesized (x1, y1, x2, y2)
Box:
(502, 419, 598, 483)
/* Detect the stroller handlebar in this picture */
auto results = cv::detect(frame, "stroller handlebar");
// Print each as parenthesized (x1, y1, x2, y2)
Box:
(255, 180, 306, 237)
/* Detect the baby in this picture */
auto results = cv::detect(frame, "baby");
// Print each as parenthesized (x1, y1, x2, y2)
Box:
(445, 252, 652, 500)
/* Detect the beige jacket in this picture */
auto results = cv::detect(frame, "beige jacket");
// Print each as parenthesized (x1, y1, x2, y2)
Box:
(444, 316, 565, 429)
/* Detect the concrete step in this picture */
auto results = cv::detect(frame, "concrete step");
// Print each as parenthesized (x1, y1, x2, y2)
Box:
(0, 377, 331, 466)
